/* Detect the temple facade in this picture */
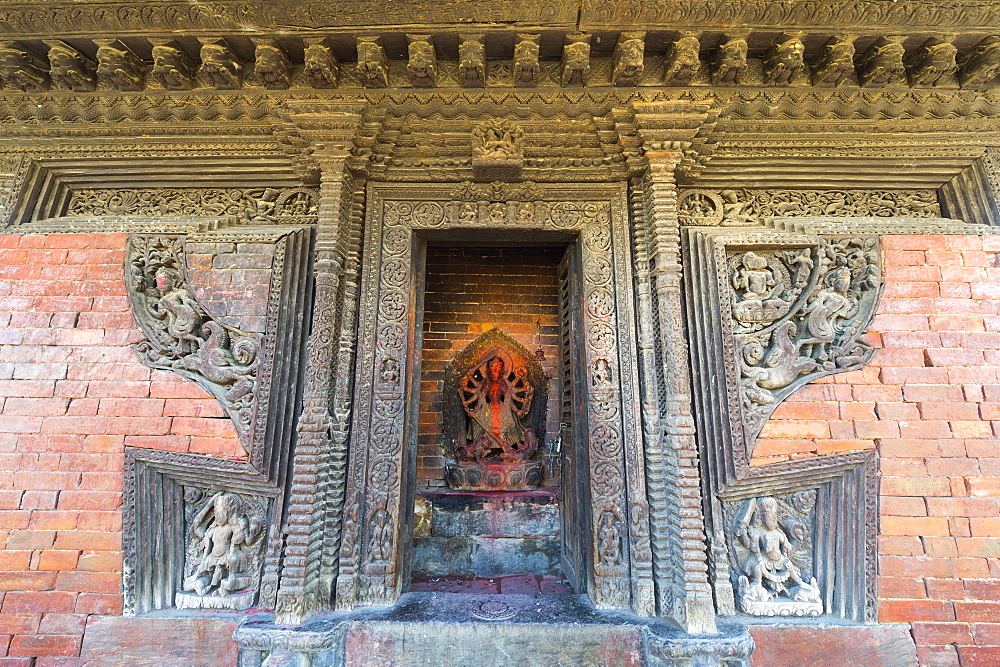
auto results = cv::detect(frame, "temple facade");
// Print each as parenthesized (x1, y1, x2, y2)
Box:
(0, 1, 998, 664)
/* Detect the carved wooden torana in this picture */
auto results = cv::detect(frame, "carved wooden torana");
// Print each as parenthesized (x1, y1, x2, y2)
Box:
(1, 0, 999, 664)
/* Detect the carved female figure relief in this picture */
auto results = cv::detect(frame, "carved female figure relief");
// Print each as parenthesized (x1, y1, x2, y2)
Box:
(149, 266, 203, 356)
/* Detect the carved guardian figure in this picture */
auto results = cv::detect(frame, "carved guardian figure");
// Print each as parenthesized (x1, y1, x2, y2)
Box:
(908, 40, 958, 87)
(858, 39, 906, 87)
(562, 36, 591, 86)
(733, 497, 822, 617)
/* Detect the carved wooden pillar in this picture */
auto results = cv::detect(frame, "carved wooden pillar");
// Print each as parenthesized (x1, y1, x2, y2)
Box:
(273, 103, 366, 626)
(630, 101, 717, 634)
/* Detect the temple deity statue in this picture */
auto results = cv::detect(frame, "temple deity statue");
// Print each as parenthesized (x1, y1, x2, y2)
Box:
(457, 354, 538, 463)
(182, 493, 264, 598)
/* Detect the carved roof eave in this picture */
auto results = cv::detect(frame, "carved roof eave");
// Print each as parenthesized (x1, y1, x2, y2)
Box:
(1, 0, 999, 37)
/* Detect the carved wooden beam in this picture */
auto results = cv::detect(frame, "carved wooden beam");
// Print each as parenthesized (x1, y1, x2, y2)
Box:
(857, 35, 907, 87)
(711, 33, 749, 86)
(959, 36, 1000, 90)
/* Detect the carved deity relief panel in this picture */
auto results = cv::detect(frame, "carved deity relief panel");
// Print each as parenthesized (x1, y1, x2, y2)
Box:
(126, 235, 263, 446)
(177, 488, 268, 611)
(725, 491, 822, 617)
(443, 329, 547, 491)
(725, 237, 880, 448)
(341, 183, 649, 615)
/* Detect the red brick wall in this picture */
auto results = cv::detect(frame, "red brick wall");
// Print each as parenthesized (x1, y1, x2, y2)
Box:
(0, 233, 246, 662)
(417, 246, 563, 491)
(752, 235, 1000, 667)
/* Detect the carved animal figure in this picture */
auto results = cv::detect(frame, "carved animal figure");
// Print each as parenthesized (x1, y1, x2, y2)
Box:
(713, 38, 748, 85)
(357, 42, 387, 88)
(663, 35, 701, 85)
(458, 40, 485, 87)
(151, 45, 193, 90)
(859, 41, 905, 87)
(407, 40, 436, 87)
(49, 46, 94, 91)
(302, 42, 337, 87)
(812, 39, 856, 87)
(513, 39, 540, 85)
(254, 46, 290, 89)
(97, 47, 143, 91)
(562, 41, 591, 86)
(764, 38, 805, 86)
(959, 37, 1000, 89)
(613, 38, 644, 85)
(181, 320, 258, 403)
(0, 48, 47, 92)
(909, 41, 957, 87)
(199, 44, 240, 89)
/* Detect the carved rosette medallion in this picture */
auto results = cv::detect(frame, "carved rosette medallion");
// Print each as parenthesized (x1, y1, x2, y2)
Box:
(443, 329, 547, 491)
(727, 491, 822, 617)
(727, 237, 881, 443)
(126, 235, 262, 445)
(177, 488, 267, 611)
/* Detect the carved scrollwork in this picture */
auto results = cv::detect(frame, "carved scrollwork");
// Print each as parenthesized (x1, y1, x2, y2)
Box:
(177, 488, 268, 611)
(727, 493, 822, 617)
(66, 187, 317, 221)
(678, 188, 941, 224)
(729, 237, 880, 442)
(126, 235, 262, 445)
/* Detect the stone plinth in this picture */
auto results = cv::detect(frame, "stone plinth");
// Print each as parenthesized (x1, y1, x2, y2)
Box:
(412, 491, 561, 578)
(445, 460, 544, 491)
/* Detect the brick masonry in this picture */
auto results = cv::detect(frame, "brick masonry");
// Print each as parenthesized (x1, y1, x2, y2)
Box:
(0, 233, 266, 662)
(417, 246, 564, 492)
(753, 235, 1000, 667)
(0, 232, 996, 663)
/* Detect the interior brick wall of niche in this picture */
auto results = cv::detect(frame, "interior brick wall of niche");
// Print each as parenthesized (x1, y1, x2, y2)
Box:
(748, 235, 1000, 667)
(417, 246, 563, 492)
(0, 232, 274, 661)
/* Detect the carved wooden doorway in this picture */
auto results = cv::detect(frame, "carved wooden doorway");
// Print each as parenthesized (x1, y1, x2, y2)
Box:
(336, 182, 654, 616)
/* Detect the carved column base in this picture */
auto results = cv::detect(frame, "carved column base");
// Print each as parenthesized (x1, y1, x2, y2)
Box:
(444, 460, 543, 491)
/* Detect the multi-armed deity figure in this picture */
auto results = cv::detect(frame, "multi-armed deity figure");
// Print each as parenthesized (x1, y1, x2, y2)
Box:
(183, 492, 264, 598)
(733, 497, 822, 614)
(457, 354, 538, 463)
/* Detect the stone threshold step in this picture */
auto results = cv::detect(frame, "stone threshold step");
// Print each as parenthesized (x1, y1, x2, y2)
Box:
(236, 593, 753, 666)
